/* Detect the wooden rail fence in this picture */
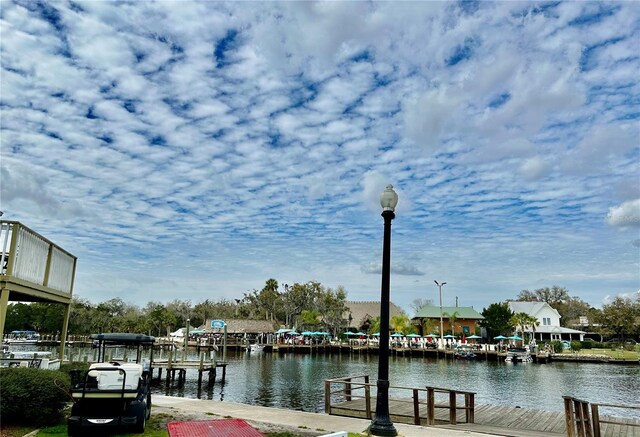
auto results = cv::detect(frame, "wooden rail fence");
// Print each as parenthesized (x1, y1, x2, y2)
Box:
(564, 396, 640, 437)
(324, 375, 475, 426)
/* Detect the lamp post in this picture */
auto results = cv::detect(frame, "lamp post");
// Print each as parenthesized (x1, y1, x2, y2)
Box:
(370, 185, 398, 437)
(434, 280, 446, 348)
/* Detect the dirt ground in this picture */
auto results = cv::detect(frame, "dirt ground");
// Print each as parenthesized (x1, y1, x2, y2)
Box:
(150, 404, 331, 436)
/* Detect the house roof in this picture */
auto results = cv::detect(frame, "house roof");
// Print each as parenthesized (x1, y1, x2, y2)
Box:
(508, 301, 561, 319)
(344, 301, 404, 328)
(204, 319, 276, 334)
(413, 305, 484, 320)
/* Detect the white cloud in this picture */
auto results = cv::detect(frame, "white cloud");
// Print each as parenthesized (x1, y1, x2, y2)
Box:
(606, 199, 640, 228)
(1, 1, 638, 310)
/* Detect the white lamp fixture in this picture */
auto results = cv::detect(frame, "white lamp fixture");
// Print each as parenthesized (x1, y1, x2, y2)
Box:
(380, 185, 398, 212)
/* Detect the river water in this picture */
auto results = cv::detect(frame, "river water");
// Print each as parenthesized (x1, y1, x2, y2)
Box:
(153, 350, 640, 419)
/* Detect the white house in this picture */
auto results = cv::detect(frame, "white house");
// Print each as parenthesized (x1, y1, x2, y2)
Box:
(508, 301, 585, 341)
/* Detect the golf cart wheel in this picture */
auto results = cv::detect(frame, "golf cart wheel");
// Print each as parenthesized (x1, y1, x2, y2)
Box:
(133, 401, 147, 433)
(146, 393, 152, 420)
(67, 421, 79, 437)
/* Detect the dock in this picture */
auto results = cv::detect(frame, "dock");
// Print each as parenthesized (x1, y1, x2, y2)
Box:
(325, 375, 640, 437)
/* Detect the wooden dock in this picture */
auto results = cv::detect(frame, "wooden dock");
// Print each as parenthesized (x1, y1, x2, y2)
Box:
(152, 359, 228, 386)
(325, 376, 640, 437)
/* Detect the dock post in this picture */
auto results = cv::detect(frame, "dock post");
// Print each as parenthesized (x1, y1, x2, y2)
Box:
(465, 392, 475, 423)
(221, 363, 226, 382)
(427, 387, 435, 425)
(345, 377, 352, 402)
(412, 388, 420, 425)
(325, 380, 331, 414)
(449, 391, 457, 424)
(564, 396, 575, 437)
(590, 404, 600, 437)
(364, 375, 371, 419)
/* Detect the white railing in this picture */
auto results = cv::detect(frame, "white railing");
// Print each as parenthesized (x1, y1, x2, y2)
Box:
(0, 221, 76, 294)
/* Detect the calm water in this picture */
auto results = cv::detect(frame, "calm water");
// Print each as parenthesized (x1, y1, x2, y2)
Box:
(153, 350, 640, 419)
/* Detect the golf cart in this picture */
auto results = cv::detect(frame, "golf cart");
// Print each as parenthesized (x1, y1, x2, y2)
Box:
(67, 333, 155, 435)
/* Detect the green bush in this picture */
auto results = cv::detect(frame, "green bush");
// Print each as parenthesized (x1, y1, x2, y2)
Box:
(581, 341, 592, 349)
(570, 340, 582, 352)
(59, 362, 90, 387)
(0, 367, 71, 427)
(548, 340, 563, 353)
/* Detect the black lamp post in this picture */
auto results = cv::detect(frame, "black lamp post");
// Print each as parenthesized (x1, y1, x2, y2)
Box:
(370, 184, 398, 437)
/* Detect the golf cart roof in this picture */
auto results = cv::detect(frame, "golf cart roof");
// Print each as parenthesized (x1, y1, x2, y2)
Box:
(91, 333, 155, 345)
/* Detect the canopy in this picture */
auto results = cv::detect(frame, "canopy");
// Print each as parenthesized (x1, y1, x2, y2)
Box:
(494, 335, 508, 340)
(424, 334, 438, 338)
(508, 335, 523, 341)
(315, 331, 330, 336)
(467, 335, 481, 339)
(343, 332, 357, 336)
(190, 329, 206, 334)
(301, 331, 315, 336)
(371, 332, 380, 336)
(406, 333, 421, 338)
(391, 333, 404, 337)
(354, 332, 367, 336)
(288, 331, 300, 335)
(275, 328, 293, 334)
(443, 334, 457, 339)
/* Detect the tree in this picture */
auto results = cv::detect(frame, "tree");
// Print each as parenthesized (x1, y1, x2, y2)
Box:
(443, 311, 460, 336)
(390, 313, 412, 334)
(410, 298, 433, 314)
(555, 297, 592, 327)
(480, 302, 514, 339)
(510, 312, 539, 342)
(516, 286, 569, 306)
(596, 296, 637, 340)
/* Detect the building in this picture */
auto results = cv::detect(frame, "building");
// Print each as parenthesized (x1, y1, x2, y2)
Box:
(344, 301, 404, 332)
(508, 301, 585, 341)
(203, 319, 276, 335)
(411, 305, 484, 336)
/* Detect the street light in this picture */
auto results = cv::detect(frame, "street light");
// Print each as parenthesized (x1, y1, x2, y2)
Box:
(434, 280, 446, 348)
(370, 185, 398, 437)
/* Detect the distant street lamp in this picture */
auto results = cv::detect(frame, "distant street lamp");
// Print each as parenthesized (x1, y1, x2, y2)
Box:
(434, 280, 446, 347)
(370, 185, 398, 437)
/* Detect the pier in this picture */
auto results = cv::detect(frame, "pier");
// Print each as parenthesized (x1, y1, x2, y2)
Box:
(325, 375, 640, 436)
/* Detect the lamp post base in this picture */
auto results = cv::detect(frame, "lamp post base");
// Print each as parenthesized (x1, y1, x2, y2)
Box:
(370, 379, 398, 437)
(370, 419, 398, 437)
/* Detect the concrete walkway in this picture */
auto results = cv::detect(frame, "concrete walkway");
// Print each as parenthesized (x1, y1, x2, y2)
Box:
(153, 395, 499, 436)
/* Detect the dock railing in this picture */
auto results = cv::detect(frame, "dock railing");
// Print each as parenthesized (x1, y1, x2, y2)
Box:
(325, 375, 475, 426)
(564, 396, 640, 437)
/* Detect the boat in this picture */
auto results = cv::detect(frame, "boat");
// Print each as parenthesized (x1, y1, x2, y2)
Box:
(4, 330, 40, 344)
(454, 345, 476, 360)
(505, 347, 532, 363)
(0, 350, 60, 370)
(247, 344, 263, 353)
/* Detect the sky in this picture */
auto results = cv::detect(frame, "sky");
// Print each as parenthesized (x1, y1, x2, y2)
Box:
(1, 1, 639, 314)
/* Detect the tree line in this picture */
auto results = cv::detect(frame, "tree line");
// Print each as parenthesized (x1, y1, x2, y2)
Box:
(4, 283, 638, 341)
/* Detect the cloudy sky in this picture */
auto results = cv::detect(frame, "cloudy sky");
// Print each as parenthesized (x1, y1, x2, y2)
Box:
(1, 1, 639, 313)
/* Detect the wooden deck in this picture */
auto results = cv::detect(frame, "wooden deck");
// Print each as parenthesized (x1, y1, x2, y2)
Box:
(331, 399, 640, 436)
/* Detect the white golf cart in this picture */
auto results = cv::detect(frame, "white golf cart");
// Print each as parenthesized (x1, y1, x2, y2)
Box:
(67, 333, 155, 435)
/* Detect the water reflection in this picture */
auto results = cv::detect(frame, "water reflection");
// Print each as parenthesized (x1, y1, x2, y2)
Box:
(10, 344, 638, 418)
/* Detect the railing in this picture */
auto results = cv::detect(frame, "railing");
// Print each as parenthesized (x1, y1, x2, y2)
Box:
(0, 220, 76, 294)
(564, 396, 640, 437)
(325, 375, 475, 426)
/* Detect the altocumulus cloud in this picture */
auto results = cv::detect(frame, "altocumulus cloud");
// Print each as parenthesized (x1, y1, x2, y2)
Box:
(0, 1, 638, 309)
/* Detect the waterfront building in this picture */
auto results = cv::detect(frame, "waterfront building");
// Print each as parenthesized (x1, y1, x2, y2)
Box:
(344, 301, 404, 333)
(411, 305, 484, 336)
(507, 301, 586, 341)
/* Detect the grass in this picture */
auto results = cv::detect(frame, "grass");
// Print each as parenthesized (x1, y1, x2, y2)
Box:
(3, 414, 364, 437)
(560, 348, 639, 360)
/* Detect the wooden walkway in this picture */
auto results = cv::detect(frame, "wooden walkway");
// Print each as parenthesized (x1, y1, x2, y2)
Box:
(331, 399, 640, 436)
(331, 398, 640, 437)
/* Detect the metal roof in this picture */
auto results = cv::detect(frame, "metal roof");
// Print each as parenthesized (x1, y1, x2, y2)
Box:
(413, 305, 484, 320)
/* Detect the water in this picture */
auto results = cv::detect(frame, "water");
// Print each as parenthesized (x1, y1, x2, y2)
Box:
(154, 350, 640, 419)
(10, 345, 638, 418)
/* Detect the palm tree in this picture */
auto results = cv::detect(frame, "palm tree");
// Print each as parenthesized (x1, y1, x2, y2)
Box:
(444, 311, 460, 336)
(510, 312, 539, 343)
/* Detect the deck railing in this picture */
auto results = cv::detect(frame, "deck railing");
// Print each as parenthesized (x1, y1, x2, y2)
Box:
(324, 375, 475, 426)
(564, 396, 640, 437)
